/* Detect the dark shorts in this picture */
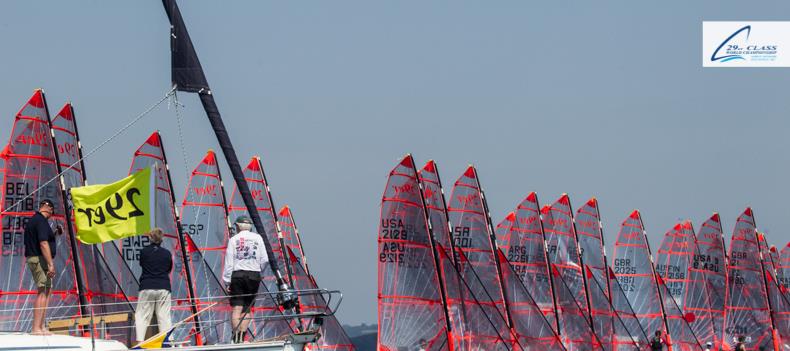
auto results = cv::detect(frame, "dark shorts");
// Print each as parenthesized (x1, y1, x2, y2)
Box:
(229, 270, 261, 312)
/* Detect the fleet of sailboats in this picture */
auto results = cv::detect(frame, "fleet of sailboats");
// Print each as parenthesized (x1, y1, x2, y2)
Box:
(377, 154, 790, 351)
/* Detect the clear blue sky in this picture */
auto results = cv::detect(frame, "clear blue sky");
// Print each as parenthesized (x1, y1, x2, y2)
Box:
(2, 1, 790, 325)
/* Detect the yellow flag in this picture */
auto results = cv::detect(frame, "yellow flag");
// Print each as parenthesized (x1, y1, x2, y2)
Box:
(71, 167, 155, 244)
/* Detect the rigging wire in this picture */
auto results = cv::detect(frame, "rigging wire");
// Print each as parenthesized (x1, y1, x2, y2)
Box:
(0, 87, 176, 216)
(170, 90, 192, 183)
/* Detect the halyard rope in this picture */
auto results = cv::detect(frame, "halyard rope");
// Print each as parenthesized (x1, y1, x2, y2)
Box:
(0, 87, 176, 215)
(170, 90, 192, 182)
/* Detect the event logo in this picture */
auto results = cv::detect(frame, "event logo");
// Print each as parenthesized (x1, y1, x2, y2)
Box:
(703, 22, 789, 67)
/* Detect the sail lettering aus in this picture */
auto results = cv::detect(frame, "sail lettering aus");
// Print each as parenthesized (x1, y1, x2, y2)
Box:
(377, 155, 450, 350)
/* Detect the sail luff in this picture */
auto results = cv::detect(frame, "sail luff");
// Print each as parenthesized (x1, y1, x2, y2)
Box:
(640, 216, 674, 349)
(567, 198, 602, 346)
(44, 99, 89, 317)
(472, 168, 516, 331)
(755, 231, 781, 351)
(376, 155, 452, 350)
(410, 156, 456, 349)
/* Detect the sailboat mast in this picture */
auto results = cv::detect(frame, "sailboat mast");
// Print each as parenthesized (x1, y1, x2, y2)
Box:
(151, 132, 202, 342)
(568, 198, 597, 339)
(410, 156, 455, 350)
(161, 0, 286, 286)
(536, 205, 563, 336)
(473, 169, 516, 331)
(253, 157, 297, 294)
(44, 96, 89, 317)
(755, 231, 781, 348)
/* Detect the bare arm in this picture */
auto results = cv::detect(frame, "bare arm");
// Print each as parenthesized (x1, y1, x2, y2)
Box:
(40, 241, 55, 276)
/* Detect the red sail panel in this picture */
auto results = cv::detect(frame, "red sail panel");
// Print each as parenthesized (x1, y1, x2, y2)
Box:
(446, 166, 511, 336)
(0, 90, 81, 331)
(612, 210, 667, 338)
(287, 249, 355, 351)
(654, 222, 707, 348)
(119, 131, 196, 343)
(417, 160, 453, 253)
(377, 155, 450, 350)
(51, 103, 134, 342)
(495, 195, 558, 333)
(656, 274, 704, 351)
(781, 245, 790, 290)
(180, 150, 239, 343)
(590, 266, 649, 350)
(677, 222, 717, 347)
(418, 161, 512, 350)
(435, 243, 512, 350)
(541, 195, 596, 350)
(765, 269, 790, 349)
(695, 213, 727, 344)
(496, 249, 565, 349)
(722, 208, 775, 351)
(575, 197, 615, 350)
(278, 206, 307, 269)
(227, 157, 295, 340)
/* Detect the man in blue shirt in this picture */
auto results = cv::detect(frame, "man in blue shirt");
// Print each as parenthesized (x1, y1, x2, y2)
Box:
(23, 199, 63, 335)
(134, 228, 173, 344)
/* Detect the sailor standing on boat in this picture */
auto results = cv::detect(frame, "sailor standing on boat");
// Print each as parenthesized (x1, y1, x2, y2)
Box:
(135, 228, 173, 344)
(223, 216, 268, 344)
(23, 199, 63, 335)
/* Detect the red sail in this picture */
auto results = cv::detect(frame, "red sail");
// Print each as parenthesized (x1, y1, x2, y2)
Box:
(588, 266, 649, 350)
(446, 166, 512, 336)
(227, 156, 295, 340)
(0, 91, 81, 332)
(495, 194, 558, 333)
(654, 222, 709, 349)
(541, 195, 598, 350)
(612, 210, 668, 338)
(286, 249, 355, 351)
(377, 155, 450, 350)
(678, 222, 717, 347)
(722, 208, 775, 351)
(116, 131, 198, 343)
(695, 213, 727, 344)
(278, 206, 307, 270)
(418, 161, 513, 350)
(757, 234, 790, 348)
(575, 197, 615, 350)
(51, 103, 134, 342)
(435, 243, 513, 350)
(417, 160, 453, 253)
(781, 245, 790, 290)
(496, 249, 565, 349)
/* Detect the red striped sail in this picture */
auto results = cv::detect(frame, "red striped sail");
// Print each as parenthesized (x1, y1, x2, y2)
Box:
(575, 197, 615, 350)
(226, 157, 295, 340)
(180, 150, 239, 343)
(0, 90, 81, 332)
(51, 103, 134, 342)
(418, 161, 512, 350)
(446, 166, 513, 340)
(678, 222, 717, 347)
(121, 131, 198, 344)
(278, 206, 307, 270)
(654, 222, 707, 350)
(722, 208, 775, 351)
(780, 245, 790, 290)
(541, 195, 598, 350)
(695, 213, 727, 345)
(757, 235, 790, 349)
(286, 248, 355, 351)
(612, 210, 668, 338)
(587, 265, 649, 350)
(495, 194, 558, 333)
(377, 155, 450, 350)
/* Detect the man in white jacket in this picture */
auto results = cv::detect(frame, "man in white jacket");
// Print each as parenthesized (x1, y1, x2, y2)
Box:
(223, 216, 268, 344)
